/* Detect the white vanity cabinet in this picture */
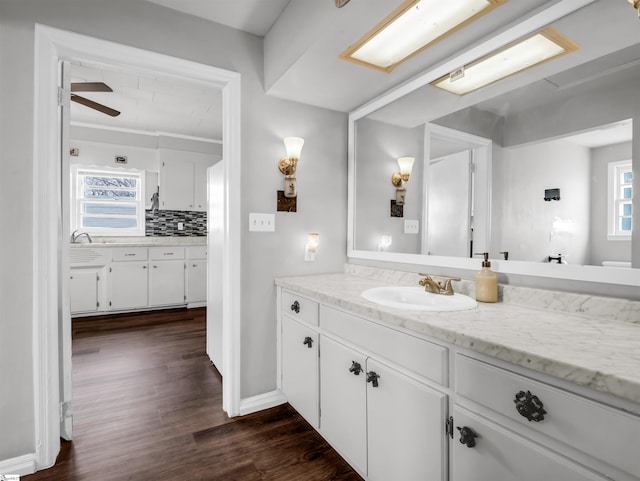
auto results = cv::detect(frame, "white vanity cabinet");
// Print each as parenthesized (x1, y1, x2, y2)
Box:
(109, 247, 149, 310)
(452, 354, 640, 481)
(69, 268, 101, 314)
(148, 247, 185, 307)
(186, 246, 207, 305)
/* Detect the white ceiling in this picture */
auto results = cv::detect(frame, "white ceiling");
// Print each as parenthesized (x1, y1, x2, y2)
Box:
(71, 0, 640, 144)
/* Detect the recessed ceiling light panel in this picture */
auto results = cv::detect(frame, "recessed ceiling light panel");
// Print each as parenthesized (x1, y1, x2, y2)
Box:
(340, 0, 507, 72)
(431, 27, 579, 95)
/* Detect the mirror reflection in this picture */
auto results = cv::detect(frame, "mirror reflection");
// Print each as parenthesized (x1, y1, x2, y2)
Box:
(352, 1, 638, 268)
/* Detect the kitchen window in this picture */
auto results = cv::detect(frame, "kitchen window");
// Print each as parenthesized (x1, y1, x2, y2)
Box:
(608, 160, 632, 240)
(71, 166, 145, 237)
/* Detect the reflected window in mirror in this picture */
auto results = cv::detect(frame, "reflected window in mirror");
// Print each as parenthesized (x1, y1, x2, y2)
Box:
(609, 160, 633, 239)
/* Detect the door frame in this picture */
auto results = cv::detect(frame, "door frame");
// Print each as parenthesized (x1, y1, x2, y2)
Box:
(33, 24, 242, 469)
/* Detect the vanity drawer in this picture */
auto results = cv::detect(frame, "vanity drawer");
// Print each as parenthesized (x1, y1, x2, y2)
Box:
(112, 247, 148, 261)
(455, 354, 640, 477)
(320, 305, 447, 386)
(282, 290, 319, 326)
(149, 246, 184, 260)
(187, 245, 207, 259)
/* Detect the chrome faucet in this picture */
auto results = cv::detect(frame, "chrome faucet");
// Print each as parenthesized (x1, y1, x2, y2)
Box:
(418, 273, 460, 296)
(71, 230, 92, 243)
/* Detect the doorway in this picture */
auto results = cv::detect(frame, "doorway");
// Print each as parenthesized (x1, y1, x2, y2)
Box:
(33, 24, 241, 470)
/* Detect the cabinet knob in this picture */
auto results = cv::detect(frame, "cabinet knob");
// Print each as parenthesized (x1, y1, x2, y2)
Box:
(290, 300, 300, 313)
(303, 336, 313, 348)
(457, 426, 478, 448)
(514, 390, 547, 422)
(142, 265, 147, 269)
(366, 371, 380, 387)
(349, 361, 362, 375)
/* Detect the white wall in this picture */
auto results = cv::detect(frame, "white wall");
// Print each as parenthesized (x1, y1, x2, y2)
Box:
(0, 0, 347, 465)
(354, 118, 424, 254)
(492, 138, 591, 265)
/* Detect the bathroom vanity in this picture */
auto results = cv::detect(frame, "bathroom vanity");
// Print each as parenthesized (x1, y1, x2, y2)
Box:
(276, 266, 640, 481)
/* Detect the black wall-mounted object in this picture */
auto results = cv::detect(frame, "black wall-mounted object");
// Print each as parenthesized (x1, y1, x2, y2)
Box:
(390, 199, 404, 217)
(544, 188, 561, 201)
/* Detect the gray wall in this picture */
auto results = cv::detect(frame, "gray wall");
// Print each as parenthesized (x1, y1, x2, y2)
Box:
(355, 118, 424, 254)
(0, 0, 347, 462)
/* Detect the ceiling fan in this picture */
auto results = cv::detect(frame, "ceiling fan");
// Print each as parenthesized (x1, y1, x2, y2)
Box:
(70, 82, 121, 117)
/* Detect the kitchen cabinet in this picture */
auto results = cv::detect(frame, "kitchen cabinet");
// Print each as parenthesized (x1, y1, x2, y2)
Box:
(69, 268, 101, 314)
(148, 247, 185, 307)
(186, 246, 207, 305)
(109, 261, 148, 310)
(281, 313, 319, 429)
(159, 149, 214, 211)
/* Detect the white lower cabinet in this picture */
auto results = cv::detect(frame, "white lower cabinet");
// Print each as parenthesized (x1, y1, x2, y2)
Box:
(450, 406, 608, 481)
(109, 261, 148, 310)
(149, 260, 185, 306)
(69, 268, 102, 314)
(281, 315, 319, 428)
(320, 336, 447, 480)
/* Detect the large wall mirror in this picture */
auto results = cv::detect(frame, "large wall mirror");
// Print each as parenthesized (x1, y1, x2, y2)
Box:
(348, 0, 640, 286)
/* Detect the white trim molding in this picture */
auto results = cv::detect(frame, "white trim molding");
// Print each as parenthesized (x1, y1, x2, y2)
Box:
(33, 24, 242, 470)
(239, 390, 288, 416)
(0, 453, 37, 476)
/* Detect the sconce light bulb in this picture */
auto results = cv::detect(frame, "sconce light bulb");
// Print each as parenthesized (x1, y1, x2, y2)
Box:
(284, 137, 304, 160)
(378, 235, 392, 251)
(306, 233, 320, 253)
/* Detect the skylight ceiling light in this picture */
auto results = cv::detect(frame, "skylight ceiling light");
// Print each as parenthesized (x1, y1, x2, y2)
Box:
(339, 0, 507, 72)
(431, 27, 579, 95)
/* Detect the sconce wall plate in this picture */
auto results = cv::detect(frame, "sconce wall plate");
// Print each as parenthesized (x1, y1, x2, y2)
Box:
(277, 191, 297, 212)
(390, 199, 404, 217)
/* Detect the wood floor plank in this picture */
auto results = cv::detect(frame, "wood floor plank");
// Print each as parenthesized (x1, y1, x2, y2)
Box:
(23, 307, 363, 481)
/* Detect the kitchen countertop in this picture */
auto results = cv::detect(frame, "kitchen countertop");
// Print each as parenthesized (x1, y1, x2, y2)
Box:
(275, 266, 640, 405)
(70, 236, 206, 247)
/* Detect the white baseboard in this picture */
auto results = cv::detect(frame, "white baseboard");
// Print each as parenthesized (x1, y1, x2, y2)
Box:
(239, 389, 287, 416)
(0, 453, 36, 476)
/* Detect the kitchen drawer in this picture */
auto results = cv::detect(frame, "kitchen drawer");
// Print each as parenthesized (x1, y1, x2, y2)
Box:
(455, 354, 640, 478)
(149, 246, 185, 260)
(187, 245, 207, 259)
(69, 247, 110, 266)
(112, 247, 148, 262)
(320, 305, 447, 386)
(282, 290, 318, 326)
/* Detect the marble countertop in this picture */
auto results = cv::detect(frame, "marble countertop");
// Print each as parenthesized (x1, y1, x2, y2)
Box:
(275, 268, 640, 405)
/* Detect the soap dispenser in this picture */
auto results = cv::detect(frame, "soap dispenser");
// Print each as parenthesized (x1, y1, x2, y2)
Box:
(474, 252, 498, 303)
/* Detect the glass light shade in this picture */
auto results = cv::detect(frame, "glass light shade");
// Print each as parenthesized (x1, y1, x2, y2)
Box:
(306, 233, 320, 252)
(397, 156, 415, 176)
(432, 27, 578, 95)
(342, 0, 505, 71)
(284, 137, 304, 159)
(378, 235, 393, 251)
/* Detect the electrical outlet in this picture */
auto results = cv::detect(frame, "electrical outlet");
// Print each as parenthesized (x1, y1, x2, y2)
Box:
(177, 222, 185, 231)
(404, 219, 419, 234)
(249, 213, 275, 232)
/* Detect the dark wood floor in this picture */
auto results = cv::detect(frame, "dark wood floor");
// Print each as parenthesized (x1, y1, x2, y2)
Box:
(24, 308, 362, 481)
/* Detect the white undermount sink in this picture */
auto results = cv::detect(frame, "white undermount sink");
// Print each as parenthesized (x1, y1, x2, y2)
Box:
(361, 286, 478, 312)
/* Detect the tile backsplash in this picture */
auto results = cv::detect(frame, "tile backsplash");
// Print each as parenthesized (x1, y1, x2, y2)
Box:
(145, 209, 206, 236)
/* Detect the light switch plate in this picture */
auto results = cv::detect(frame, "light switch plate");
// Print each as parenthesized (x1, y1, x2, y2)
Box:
(249, 213, 275, 232)
(404, 219, 419, 234)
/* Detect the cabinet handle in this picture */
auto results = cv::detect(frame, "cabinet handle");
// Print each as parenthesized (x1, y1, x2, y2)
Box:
(349, 361, 362, 375)
(366, 371, 380, 387)
(457, 426, 478, 448)
(514, 390, 547, 422)
(153, 265, 158, 269)
(142, 265, 147, 269)
(290, 300, 300, 313)
(303, 336, 313, 348)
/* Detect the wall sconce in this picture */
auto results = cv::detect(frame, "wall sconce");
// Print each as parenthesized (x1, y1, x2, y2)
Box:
(378, 235, 392, 252)
(278, 137, 304, 198)
(629, 0, 640, 18)
(305, 233, 320, 261)
(390, 156, 415, 205)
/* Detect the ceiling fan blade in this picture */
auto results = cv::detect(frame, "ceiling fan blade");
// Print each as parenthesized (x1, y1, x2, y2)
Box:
(71, 94, 121, 117)
(71, 82, 113, 93)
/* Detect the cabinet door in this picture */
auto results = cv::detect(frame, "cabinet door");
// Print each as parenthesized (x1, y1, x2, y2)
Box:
(320, 336, 367, 475)
(109, 262, 148, 310)
(186, 259, 206, 303)
(193, 162, 208, 212)
(451, 406, 609, 481)
(159, 156, 194, 211)
(281, 316, 319, 428)
(70, 269, 99, 313)
(149, 260, 185, 306)
(367, 358, 447, 481)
